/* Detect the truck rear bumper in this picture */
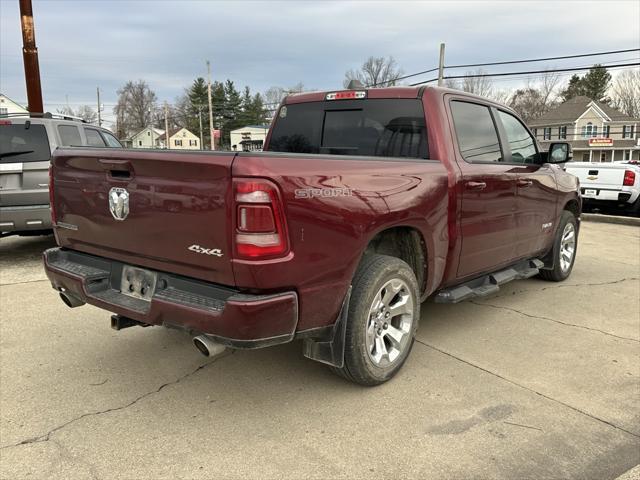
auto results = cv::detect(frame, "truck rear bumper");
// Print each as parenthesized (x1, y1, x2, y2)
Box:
(0, 204, 52, 232)
(43, 248, 298, 348)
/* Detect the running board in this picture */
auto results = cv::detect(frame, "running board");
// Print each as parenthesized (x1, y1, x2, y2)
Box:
(434, 259, 544, 304)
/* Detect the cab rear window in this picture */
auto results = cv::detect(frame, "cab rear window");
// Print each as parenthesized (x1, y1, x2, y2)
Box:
(0, 123, 51, 163)
(267, 99, 428, 159)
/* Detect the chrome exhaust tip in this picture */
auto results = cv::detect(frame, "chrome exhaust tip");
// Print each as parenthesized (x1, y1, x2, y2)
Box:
(193, 335, 226, 357)
(59, 290, 85, 308)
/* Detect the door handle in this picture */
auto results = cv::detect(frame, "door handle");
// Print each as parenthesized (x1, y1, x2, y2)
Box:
(98, 159, 133, 179)
(465, 181, 487, 191)
(517, 179, 533, 188)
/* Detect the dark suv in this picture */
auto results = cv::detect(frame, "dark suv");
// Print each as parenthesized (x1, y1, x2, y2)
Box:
(0, 114, 122, 237)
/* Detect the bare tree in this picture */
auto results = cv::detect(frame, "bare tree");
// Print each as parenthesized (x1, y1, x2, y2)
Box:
(113, 80, 157, 139)
(263, 83, 306, 120)
(56, 105, 98, 123)
(344, 56, 404, 88)
(539, 70, 562, 107)
(610, 70, 640, 119)
(445, 69, 494, 98)
(507, 71, 562, 122)
(264, 83, 306, 108)
(508, 88, 548, 122)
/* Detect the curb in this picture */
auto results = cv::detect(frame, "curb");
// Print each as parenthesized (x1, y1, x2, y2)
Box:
(582, 213, 640, 227)
(615, 464, 640, 480)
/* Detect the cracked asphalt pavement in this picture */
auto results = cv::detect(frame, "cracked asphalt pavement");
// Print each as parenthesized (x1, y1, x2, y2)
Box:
(1, 221, 639, 479)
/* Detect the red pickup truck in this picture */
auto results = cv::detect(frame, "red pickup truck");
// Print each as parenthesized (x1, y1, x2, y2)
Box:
(43, 86, 580, 385)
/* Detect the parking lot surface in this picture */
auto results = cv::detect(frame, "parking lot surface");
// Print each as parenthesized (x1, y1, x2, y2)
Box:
(1, 222, 639, 479)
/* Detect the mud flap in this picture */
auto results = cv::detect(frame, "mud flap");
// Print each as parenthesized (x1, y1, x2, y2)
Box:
(302, 287, 351, 368)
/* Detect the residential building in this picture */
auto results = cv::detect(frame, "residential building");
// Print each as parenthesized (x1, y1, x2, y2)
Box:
(129, 127, 165, 149)
(158, 127, 200, 150)
(230, 125, 270, 152)
(529, 96, 639, 162)
(0, 93, 28, 116)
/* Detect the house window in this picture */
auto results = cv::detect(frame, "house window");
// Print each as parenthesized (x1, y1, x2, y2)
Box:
(603, 125, 610, 138)
(583, 122, 598, 138)
(189, 140, 197, 146)
(174, 139, 182, 146)
(543, 127, 551, 140)
(147, 131, 150, 136)
(559, 126, 567, 139)
(138, 140, 142, 146)
(0, 107, 7, 115)
(623, 125, 635, 139)
(600, 151, 607, 162)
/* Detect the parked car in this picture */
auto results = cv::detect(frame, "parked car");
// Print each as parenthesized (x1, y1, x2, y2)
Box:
(565, 161, 640, 216)
(43, 86, 580, 385)
(0, 113, 122, 237)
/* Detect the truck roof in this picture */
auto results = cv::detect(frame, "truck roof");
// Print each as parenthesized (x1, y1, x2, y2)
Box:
(283, 85, 506, 108)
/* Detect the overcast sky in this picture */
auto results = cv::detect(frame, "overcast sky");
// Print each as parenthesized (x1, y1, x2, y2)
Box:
(1, 0, 639, 125)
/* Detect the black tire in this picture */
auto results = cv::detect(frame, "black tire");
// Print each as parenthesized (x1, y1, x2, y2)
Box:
(625, 197, 640, 217)
(331, 254, 420, 386)
(539, 211, 578, 282)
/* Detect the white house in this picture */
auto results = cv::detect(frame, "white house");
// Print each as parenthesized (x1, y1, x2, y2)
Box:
(230, 125, 270, 152)
(158, 127, 200, 150)
(130, 127, 165, 149)
(0, 93, 28, 116)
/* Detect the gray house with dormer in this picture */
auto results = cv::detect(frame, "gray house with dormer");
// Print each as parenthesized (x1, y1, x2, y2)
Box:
(528, 96, 639, 162)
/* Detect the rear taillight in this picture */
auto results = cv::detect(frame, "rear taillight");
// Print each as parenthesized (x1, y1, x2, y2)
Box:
(48, 164, 57, 224)
(623, 169, 636, 186)
(234, 179, 289, 259)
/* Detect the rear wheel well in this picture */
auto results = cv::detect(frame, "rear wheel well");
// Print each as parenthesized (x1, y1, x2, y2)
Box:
(362, 227, 427, 296)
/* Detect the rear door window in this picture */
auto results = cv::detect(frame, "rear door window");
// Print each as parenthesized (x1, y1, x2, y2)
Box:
(267, 99, 428, 159)
(450, 101, 502, 163)
(57, 125, 82, 146)
(84, 128, 106, 147)
(0, 123, 51, 163)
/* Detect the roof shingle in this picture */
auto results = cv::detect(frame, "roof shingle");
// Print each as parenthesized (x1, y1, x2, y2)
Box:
(529, 96, 638, 126)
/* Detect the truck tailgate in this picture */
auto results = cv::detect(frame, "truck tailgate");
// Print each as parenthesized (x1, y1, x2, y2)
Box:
(51, 148, 237, 286)
(566, 163, 625, 189)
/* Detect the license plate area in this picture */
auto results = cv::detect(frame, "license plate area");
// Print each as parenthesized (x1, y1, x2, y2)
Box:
(121, 265, 157, 301)
(583, 188, 597, 197)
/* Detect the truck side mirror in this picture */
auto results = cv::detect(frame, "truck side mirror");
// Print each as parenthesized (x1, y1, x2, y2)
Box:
(546, 142, 573, 164)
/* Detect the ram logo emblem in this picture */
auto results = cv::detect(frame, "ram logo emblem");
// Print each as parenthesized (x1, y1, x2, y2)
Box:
(109, 187, 130, 221)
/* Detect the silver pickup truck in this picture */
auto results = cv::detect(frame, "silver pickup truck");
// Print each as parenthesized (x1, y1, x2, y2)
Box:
(0, 114, 122, 237)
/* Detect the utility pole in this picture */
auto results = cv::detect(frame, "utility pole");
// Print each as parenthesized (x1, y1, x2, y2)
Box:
(207, 60, 215, 150)
(96, 87, 102, 126)
(437, 43, 445, 87)
(148, 106, 154, 148)
(164, 102, 170, 150)
(19, 0, 43, 113)
(198, 106, 204, 150)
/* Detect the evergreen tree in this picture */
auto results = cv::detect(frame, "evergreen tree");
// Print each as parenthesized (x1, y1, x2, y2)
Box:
(186, 77, 208, 146)
(249, 92, 268, 125)
(220, 80, 242, 147)
(561, 65, 611, 102)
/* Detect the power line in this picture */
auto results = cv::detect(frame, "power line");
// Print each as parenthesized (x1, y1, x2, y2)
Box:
(409, 62, 640, 86)
(445, 48, 640, 70)
(368, 67, 440, 87)
(369, 47, 640, 88)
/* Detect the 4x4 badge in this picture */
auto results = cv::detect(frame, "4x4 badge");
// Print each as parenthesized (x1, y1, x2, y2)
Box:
(109, 187, 129, 221)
